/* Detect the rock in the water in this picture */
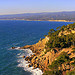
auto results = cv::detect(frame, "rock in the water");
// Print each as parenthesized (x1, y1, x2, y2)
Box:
(23, 56, 25, 58)
(25, 56, 30, 61)
(12, 47, 16, 49)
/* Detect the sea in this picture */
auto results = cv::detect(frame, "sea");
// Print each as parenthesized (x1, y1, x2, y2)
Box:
(0, 20, 74, 75)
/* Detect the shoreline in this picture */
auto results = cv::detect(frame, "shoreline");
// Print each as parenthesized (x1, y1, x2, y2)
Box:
(0, 19, 75, 22)
(14, 47, 43, 75)
(12, 36, 50, 72)
(11, 24, 75, 75)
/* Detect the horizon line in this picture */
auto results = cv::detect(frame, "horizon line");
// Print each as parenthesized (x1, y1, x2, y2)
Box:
(0, 10, 75, 16)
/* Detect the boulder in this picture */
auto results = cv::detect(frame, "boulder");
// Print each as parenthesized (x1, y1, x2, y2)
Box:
(22, 56, 25, 58)
(28, 64, 32, 67)
(12, 47, 16, 49)
(25, 56, 30, 61)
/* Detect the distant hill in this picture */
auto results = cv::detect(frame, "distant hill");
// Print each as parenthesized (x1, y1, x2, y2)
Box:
(0, 11, 75, 21)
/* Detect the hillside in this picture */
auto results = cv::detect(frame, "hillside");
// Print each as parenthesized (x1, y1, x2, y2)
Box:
(0, 11, 75, 21)
(12, 23, 75, 75)
(23, 23, 75, 75)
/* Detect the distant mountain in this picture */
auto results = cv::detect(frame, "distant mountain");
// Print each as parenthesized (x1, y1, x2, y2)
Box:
(0, 11, 75, 21)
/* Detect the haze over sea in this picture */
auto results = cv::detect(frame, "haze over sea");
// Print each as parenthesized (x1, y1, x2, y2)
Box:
(0, 20, 73, 75)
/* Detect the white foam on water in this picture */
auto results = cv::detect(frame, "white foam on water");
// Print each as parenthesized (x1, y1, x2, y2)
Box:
(15, 47, 20, 49)
(17, 53, 21, 55)
(15, 47, 43, 75)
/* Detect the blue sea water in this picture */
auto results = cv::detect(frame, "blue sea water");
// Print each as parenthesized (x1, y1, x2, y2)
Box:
(0, 20, 73, 75)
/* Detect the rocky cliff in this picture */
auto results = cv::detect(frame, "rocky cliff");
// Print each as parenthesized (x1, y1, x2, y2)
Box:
(12, 23, 75, 75)
(21, 36, 75, 73)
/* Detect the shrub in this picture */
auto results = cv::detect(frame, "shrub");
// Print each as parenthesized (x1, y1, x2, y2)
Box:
(66, 70, 75, 75)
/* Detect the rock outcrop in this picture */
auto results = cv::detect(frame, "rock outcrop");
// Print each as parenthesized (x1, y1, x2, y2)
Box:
(12, 24, 75, 75)
(21, 36, 49, 53)
(19, 35, 75, 73)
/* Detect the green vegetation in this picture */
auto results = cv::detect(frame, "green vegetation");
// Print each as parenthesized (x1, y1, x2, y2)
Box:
(49, 52, 69, 69)
(43, 52, 75, 75)
(66, 70, 75, 75)
(43, 52, 70, 75)
(71, 61, 75, 66)
(43, 23, 75, 75)
(71, 48, 75, 53)
(43, 70, 62, 75)
(46, 23, 75, 51)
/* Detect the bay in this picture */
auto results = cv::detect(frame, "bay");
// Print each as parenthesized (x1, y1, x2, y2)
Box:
(0, 20, 73, 75)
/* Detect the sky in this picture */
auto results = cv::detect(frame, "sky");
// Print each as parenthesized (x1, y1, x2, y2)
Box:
(0, 0, 75, 15)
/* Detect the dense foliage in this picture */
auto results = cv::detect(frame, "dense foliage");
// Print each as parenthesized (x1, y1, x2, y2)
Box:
(43, 23, 75, 75)
(71, 48, 75, 53)
(46, 23, 75, 50)
(43, 70, 62, 75)
(43, 52, 70, 75)
(66, 69, 75, 75)
(48, 52, 69, 69)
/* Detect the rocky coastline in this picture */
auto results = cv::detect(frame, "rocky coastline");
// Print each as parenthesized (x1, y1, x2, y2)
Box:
(12, 36, 50, 72)
(12, 23, 75, 75)
(12, 36, 75, 73)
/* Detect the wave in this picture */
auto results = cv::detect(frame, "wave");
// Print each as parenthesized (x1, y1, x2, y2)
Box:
(15, 47, 43, 75)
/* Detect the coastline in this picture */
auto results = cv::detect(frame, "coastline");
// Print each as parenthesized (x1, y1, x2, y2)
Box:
(12, 36, 49, 73)
(14, 47, 43, 75)
(0, 19, 74, 22)
(1, 20, 75, 75)
(11, 23, 75, 75)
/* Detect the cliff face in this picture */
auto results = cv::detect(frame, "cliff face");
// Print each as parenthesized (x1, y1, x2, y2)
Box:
(22, 36, 75, 72)
(29, 47, 75, 71)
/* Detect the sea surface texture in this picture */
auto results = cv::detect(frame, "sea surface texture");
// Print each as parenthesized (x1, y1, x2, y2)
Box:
(0, 20, 73, 75)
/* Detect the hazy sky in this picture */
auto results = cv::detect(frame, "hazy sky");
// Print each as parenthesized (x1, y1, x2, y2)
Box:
(0, 0, 75, 15)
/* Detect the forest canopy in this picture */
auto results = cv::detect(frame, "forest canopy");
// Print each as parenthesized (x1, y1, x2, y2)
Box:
(46, 23, 75, 49)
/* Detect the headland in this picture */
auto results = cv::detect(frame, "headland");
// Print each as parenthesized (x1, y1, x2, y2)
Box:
(12, 23, 75, 75)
